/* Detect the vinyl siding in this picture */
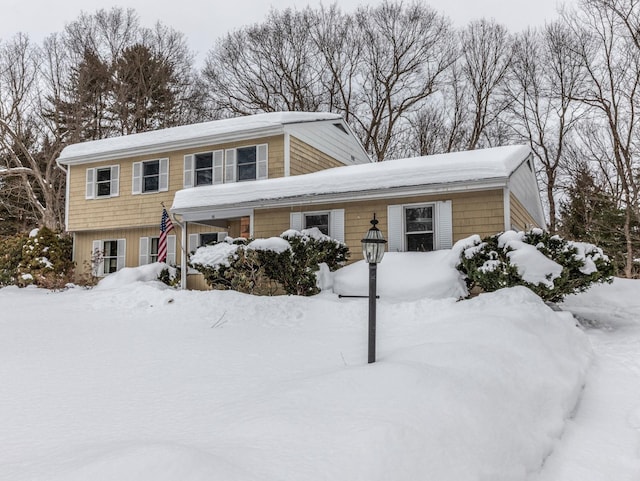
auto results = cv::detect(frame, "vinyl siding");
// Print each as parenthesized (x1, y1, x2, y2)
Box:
(289, 136, 345, 176)
(73, 223, 224, 283)
(66, 135, 284, 232)
(254, 189, 506, 262)
(510, 192, 541, 231)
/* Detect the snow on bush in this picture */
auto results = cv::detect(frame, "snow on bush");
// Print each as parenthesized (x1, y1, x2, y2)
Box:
(190, 230, 349, 296)
(457, 229, 613, 302)
(96, 262, 177, 289)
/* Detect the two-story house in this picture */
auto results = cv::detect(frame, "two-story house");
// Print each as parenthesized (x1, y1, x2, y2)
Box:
(57, 111, 545, 290)
(57, 112, 371, 288)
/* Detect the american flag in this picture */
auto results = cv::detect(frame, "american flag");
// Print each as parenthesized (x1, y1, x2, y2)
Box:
(158, 208, 174, 263)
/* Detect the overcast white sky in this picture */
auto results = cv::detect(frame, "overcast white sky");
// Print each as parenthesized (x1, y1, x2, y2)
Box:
(2, 0, 570, 64)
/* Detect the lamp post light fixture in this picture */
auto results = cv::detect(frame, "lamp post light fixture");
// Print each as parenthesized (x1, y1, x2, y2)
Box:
(361, 213, 387, 364)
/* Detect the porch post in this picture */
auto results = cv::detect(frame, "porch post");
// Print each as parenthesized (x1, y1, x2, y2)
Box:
(181, 220, 188, 290)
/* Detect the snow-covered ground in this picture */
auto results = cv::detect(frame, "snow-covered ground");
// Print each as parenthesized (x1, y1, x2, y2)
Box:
(0, 251, 638, 480)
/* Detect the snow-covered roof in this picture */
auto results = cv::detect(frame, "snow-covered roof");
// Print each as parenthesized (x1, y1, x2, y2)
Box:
(57, 112, 346, 165)
(172, 144, 531, 214)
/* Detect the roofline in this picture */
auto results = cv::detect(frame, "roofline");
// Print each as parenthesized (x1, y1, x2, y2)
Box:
(172, 177, 508, 220)
(57, 125, 286, 166)
(56, 113, 353, 166)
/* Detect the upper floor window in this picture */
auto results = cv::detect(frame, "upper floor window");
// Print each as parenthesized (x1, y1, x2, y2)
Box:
(86, 165, 119, 199)
(183, 144, 267, 188)
(132, 158, 169, 194)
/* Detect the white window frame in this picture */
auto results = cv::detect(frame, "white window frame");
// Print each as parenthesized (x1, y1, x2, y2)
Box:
(132, 158, 169, 194)
(290, 209, 344, 242)
(188, 232, 229, 253)
(225, 143, 268, 183)
(139, 235, 176, 265)
(91, 239, 126, 276)
(387, 201, 452, 252)
(183, 150, 224, 188)
(403, 203, 435, 252)
(85, 165, 120, 199)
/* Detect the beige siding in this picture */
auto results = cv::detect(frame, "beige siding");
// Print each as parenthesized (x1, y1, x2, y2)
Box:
(73, 223, 224, 282)
(254, 189, 506, 262)
(67, 135, 284, 232)
(289, 136, 345, 176)
(510, 192, 541, 230)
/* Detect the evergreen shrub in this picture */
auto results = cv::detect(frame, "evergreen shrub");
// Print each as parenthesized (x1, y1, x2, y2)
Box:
(190, 229, 349, 296)
(457, 229, 613, 302)
(4, 228, 75, 289)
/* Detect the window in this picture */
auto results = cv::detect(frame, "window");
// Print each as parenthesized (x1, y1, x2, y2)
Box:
(86, 165, 119, 199)
(195, 153, 213, 186)
(387, 201, 452, 252)
(404, 205, 434, 252)
(92, 239, 125, 276)
(132, 158, 169, 194)
(304, 213, 329, 235)
(237, 146, 257, 181)
(290, 209, 344, 242)
(149, 237, 160, 263)
(224, 144, 268, 183)
(188, 232, 228, 253)
(183, 150, 224, 187)
(139, 235, 176, 265)
(143, 160, 159, 193)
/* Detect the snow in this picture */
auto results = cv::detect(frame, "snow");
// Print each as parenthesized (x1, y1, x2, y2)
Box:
(95, 262, 175, 289)
(498, 231, 563, 287)
(3, 250, 623, 480)
(57, 112, 343, 163)
(171, 145, 530, 212)
(247, 237, 291, 253)
(189, 242, 240, 268)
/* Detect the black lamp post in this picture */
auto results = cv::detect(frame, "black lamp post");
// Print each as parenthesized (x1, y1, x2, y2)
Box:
(361, 214, 387, 364)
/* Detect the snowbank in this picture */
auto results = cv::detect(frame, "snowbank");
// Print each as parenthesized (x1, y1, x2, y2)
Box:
(0, 264, 591, 480)
(333, 250, 467, 301)
(95, 262, 175, 289)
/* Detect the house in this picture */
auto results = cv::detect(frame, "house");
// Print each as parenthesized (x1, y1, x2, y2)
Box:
(57, 111, 545, 290)
(57, 112, 371, 288)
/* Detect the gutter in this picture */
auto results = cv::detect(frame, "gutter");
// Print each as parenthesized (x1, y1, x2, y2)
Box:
(171, 177, 509, 218)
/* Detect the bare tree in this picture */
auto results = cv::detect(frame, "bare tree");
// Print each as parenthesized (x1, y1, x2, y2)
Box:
(306, 4, 363, 123)
(459, 19, 513, 150)
(0, 34, 66, 230)
(506, 23, 587, 232)
(202, 7, 325, 115)
(564, 0, 640, 277)
(353, 1, 456, 160)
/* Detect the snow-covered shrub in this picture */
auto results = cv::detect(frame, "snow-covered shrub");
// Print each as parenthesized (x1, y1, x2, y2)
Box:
(190, 229, 349, 296)
(457, 229, 613, 302)
(13, 228, 74, 289)
(157, 266, 180, 287)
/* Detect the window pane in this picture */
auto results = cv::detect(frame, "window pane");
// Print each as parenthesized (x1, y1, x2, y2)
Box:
(238, 163, 256, 181)
(96, 182, 111, 197)
(237, 147, 256, 165)
(144, 176, 159, 192)
(200, 233, 219, 246)
(407, 233, 434, 252)
(96, 168, 111, 182)
(105, 258, 118, 274)
(143, 161, 159, 176)
(237, 146, 256, 181)
(405, 206, 433, 232)
(150, 237, 159, 262)
(195, 152, 212, 169)
(305, 214, 329, 235)
(103, 240, 118, 257)
(195, 169, 212, 186)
